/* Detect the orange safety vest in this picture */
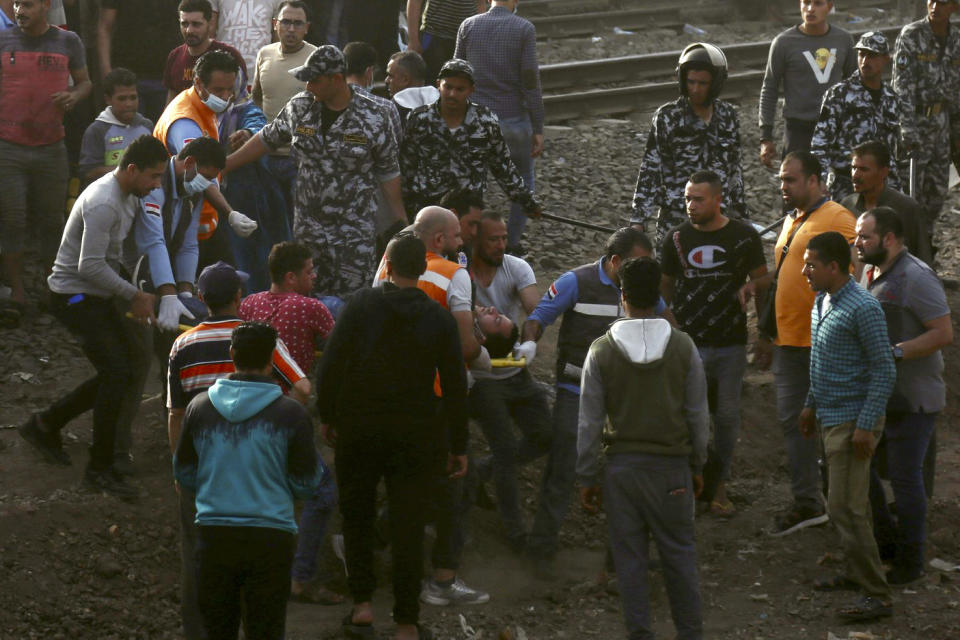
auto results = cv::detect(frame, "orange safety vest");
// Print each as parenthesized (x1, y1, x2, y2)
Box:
(153, 87, 220, 240)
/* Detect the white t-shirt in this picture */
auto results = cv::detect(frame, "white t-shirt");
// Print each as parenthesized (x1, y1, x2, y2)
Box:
(472, 254, 536, 380)
(211, 0, 283, 82)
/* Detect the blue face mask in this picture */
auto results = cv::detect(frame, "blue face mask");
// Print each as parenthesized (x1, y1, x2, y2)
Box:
(203, 91, 231, 113)
(183, 167, 212, 196)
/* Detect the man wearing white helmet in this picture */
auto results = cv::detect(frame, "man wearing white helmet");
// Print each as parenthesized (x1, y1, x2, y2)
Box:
(631, 43, 747, 242)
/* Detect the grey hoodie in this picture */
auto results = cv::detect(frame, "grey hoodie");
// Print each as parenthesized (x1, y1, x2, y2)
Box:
(78, 107, 154, 181)
(576, 318, 710, 486)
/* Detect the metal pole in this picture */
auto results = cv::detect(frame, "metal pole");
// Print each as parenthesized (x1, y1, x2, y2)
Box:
(539, 211, 618, 234)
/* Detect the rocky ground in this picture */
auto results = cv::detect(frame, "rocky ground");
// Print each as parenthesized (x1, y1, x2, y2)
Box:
(4, 8, 960, 640)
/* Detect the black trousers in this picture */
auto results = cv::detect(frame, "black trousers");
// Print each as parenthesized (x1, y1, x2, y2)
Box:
(336, 420, 437, 625)
(43, 293, 137, 470)
(783, 118, 818, 156)
(196, 526, 295, 640)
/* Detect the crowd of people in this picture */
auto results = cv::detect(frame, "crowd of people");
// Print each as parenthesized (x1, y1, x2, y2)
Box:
(3, 0, 957, 638)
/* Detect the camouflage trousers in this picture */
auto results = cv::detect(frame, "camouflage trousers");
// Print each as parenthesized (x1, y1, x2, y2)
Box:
(898, 114, 951, 236)
(295, 214, 376, 300)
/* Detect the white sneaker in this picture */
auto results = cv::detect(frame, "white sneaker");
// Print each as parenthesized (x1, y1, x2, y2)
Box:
(420, 577, 490, 606)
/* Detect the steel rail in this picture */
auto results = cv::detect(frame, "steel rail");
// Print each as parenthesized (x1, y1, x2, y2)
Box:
(540, 26, 902, 92)
(541, 26, 903, 122)
(529, 0, 898, 39)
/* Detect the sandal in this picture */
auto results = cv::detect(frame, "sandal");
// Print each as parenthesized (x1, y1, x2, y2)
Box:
(709, 499, 736, 518)
(342, 613, 375, 639)
(837, 595, 892, 622)
(290, 584, 346, 605)
(813, 575, 858, 592)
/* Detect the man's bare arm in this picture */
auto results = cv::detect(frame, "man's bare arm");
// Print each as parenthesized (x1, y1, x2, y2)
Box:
(168, 408, 185, 454)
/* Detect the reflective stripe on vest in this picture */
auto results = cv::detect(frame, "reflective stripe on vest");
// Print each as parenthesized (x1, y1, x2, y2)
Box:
(572, 302, 620, 317)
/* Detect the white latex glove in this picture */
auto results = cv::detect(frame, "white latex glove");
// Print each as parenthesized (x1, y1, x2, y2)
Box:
(469, 346, 492, 373)
(158, 294, 195, 331)
(513, 340, 537, 365)
(228, 210, 258, 237)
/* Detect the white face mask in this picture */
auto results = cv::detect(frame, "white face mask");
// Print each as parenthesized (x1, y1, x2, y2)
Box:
(183, 167, 212, 196)
(202, 91, 231, 113)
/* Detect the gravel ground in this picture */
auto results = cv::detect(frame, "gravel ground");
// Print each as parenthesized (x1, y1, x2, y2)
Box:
(4, 8, 960, 640)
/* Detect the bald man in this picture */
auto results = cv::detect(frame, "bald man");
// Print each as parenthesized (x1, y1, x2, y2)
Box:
(374, 206, 493, 606)
(375, 206, 490, 368)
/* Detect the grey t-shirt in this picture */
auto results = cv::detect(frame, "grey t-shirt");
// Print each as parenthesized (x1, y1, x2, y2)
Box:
(759, 24, 856, 140)
(862, 252, 950, 413)
(472, 254, 536, 380)
(48, 172, 140, 300)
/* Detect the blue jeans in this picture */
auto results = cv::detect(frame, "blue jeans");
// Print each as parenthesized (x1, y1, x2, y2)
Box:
(223, 158, 292, 293)
(605, 453, 703, 640)
(869, 411, 937, 573)
(137, 78, 168, 124)
(528, 387, 580, 556)
(468, 370, 552, 542)
(773, 345, 822, 510)
(498, 115, 535, 248)
(264, 154, 297, 241)
(699, 345, 747, 481)
(291, 467, 338, 583)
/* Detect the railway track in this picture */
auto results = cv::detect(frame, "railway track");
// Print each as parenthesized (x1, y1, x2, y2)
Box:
(541, 26, 902, 122)
(528, 0, 900, 39)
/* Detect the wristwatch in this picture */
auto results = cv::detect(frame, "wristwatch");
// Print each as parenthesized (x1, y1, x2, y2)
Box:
(892, 345, 904, 362)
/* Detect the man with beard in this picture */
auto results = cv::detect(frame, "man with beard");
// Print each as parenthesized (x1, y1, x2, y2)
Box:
(855, 207, 952, 585)
(660, 171, 769, 517)
(810, 31, 901, 201)
(462, 211, 551, 554)
(801, 231, 894, 622)
(768, 151, 857, 537)
(841, 141, 933, 267)
(163, 0, 246, 104)
(632, 43, 746, 242)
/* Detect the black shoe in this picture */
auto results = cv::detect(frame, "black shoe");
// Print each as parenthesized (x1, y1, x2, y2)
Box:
(769, 504, 829, 537)
(886, 566, 924, 586)
(83, 467, 139, 500)
(112, 453, 136, 477)
(837, 595, 892, 622)
(18, 414, 71, 466)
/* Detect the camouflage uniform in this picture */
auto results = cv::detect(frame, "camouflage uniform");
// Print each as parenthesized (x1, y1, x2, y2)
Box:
(259, 88, 400, 298)
(892, 18, 960, 230)
(400, 100, 539, 216)
(810, 70, 902, 201)
(631, 97, 747, 240)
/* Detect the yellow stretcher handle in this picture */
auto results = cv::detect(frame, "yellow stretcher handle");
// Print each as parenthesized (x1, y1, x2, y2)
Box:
(490, 357, 526, 368)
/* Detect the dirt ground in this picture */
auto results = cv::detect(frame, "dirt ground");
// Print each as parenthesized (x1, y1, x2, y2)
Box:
(4, 8, 960, 640)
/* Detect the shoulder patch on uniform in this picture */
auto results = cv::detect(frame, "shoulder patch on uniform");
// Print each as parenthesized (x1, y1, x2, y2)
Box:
(547, 282, 559, 300)
(343, 133, 369, 145)
(143, 201, 161, 216)
(295, 125, 317, 136)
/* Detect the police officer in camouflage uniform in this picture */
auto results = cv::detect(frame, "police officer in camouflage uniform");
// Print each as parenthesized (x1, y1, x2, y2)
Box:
(225, 45, 407, 298)
(631, 43, 747, 242)
(400, 59, 541, 226)
(892, 0, 960, 237)
(811, 32, 902, 202)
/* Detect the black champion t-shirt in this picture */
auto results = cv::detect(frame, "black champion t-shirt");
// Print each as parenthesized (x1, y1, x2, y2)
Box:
(660, 219, 766, 347)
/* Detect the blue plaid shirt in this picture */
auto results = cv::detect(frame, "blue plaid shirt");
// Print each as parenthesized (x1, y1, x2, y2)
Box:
(454, 6, 545, 133)
(806, 277, 895, 431)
